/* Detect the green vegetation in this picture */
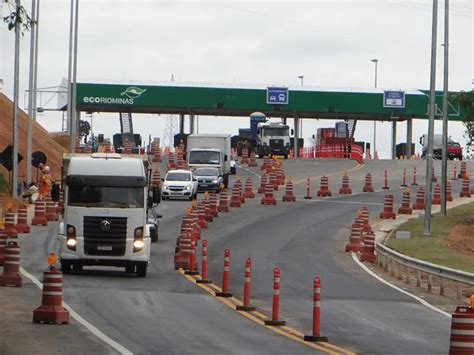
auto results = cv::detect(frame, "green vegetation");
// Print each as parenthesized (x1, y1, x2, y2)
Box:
(451, 90, 474, 155)
(386, 202, 474, 272)
(0, 173, 8, 193)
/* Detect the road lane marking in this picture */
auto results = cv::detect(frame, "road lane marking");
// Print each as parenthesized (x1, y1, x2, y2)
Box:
(180, 270, 356, 354)
(20, 267, 133, 355)
(295, 199, 384, 206)
(350, 254, 451, 318)
(293, 162, 364, 185)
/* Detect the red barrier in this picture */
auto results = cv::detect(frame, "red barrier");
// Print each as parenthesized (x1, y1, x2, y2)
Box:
(197, 239, 212, 284)
(401, 169, 407, 187)
(264, 267, 286, 326)
(432, 184, 441, 205)
(236, 257, 255, 311)
(185, 236, 199, 275)
(411, 167, 418, 186)
(304, 177, 312, 199)
(216, 249, 233, 297)
(304, 277, 328, 342)
(382, 170, 389, 190)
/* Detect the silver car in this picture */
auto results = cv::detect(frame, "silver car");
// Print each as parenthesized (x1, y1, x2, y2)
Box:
(193, 167, 223, 193)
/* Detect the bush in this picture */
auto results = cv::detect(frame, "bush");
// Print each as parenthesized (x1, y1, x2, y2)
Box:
(0, 173, 8, 193)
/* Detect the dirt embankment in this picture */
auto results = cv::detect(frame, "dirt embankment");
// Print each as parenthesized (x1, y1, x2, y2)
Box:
(0, 93, 68, 183)
(446, 223, 474, 257)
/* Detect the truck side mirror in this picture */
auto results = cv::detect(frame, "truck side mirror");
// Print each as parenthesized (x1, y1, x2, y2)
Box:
(152, 186, 161, 204)
(312, 134, 315, 139)
(419, 137, 423, 145)
(291, 129, 294, 135)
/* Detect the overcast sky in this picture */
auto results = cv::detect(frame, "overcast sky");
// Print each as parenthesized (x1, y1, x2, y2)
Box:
(1, 0, 473, 157)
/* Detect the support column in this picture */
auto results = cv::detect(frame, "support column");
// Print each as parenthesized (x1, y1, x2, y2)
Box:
(189, 114, 194, 134)
(293, 115, 300, 158)
(406, 118, 413, 158)
(392, 121, 397, 160)
(179, 114, 185, 134)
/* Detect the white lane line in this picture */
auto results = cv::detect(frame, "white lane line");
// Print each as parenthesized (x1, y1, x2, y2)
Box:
(350, 254, 451, 319)
(295, 199, 384, 206)
(20, 267, 133, 355)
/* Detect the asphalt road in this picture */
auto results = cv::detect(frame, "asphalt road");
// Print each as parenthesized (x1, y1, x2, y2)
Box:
(15, 157, 467, 354)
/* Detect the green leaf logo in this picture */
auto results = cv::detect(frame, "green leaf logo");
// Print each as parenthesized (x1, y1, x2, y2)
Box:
(121, 86, 147, 99)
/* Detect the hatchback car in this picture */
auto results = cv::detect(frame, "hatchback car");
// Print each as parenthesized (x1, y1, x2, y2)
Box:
(193, 167, 223, 193)
(161, 170, 198, 200)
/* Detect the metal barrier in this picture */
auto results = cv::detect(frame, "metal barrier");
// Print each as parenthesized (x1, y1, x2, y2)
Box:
(375, 242, 474, 302)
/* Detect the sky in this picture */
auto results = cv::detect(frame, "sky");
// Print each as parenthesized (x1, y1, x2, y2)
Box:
(0, 0, 473, 158)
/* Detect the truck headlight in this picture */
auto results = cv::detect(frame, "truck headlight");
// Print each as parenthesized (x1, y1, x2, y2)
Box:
(163, 184, 169, 190)
(133, 240, 144, 249)
(66, 224, 76, 251)
(185, 185, 192, 190)
(134, 227, 144, 252)
(212, 179, 218, 184)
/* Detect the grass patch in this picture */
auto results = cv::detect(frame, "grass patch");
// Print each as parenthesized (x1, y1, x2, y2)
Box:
(386, 202, 474, 273)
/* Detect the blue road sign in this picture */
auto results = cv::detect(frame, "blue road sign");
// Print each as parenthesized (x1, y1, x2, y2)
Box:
(266, 87, 289, 105)
(383, 90, 405, 108)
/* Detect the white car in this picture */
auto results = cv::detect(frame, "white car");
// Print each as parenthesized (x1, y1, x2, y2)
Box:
(161, 169, 198, 201)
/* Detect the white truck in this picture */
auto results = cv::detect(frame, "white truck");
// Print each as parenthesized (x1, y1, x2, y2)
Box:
(186, 134, 231, 187)
(58, 153, 160, 277)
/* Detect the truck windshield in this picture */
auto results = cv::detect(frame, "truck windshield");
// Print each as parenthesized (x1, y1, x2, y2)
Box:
(262, 127, 289, 137)
(189, 151, 220, 165)
(68, 186, 144, 208)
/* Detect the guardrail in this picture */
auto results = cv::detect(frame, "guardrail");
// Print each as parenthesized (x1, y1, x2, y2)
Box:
(375, 242, 474, 302)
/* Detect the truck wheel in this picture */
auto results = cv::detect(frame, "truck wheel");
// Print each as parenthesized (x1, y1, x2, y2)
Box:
(61, 261, 71, 274)
(136, 262, 147, 277)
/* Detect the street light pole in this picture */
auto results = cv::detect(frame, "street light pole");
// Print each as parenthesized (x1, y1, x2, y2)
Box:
(27, 0, 37, 184)
(297, 75, 304, 86)
(11, 0, 21, 198)
(441, 0, 449, 217)
(424, 0, 439, 236)
(371, 59, 378, 156)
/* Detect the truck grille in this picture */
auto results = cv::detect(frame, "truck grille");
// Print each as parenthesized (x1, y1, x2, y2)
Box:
(83, 216, 127, 256)
(270, 139, 284, 147)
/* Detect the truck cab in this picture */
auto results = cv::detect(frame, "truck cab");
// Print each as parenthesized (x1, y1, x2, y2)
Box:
(256, 122, 292, 158)
(59, 153, 152, 277)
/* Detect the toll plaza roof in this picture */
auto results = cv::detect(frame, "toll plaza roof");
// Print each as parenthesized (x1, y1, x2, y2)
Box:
(76, 82, 465, 121)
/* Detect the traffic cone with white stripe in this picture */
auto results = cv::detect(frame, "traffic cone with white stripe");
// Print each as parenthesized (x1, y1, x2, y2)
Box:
(33, 254, 69, 324)
(398, 189, 412, 214)
(432, 184, 441, 205)
(0, 229, 6, 266)
(243, 178, 255, 199)
(218, 185, 229, 212)
(282, 177, 296, 202)
(379, 195, 396, 219)
(4, 210, 18, 238)
(412, 187, 425, 210)
(31, 199, 48, 226)
(0, 241, 22, 287)
(460, 176, 471, 198)
(339, 172, 352, 194)
(258, 173, 268, 194)
(363, 173, 374, 192)
(15, 205, 30, 234)
(230, 179, 242, 208)
(317, 176, 331, 197)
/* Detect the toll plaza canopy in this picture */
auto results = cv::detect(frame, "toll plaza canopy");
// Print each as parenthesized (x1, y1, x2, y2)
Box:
(76, 82, 465, 121)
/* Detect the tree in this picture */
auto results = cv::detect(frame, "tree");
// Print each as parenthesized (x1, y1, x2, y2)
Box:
(79, 120, 91, 144)
(451, 90, 474, 155)
(3, 0, 32, 33)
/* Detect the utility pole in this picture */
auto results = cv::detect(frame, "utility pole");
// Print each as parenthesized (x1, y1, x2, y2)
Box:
(27, 0, 39, 184)
(12, 0, 21, 198)
(371, 59, 378, 155)
(424, 0, 439, 236)
(441, 0, 449, 217)
(71, 0, 79, 151)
